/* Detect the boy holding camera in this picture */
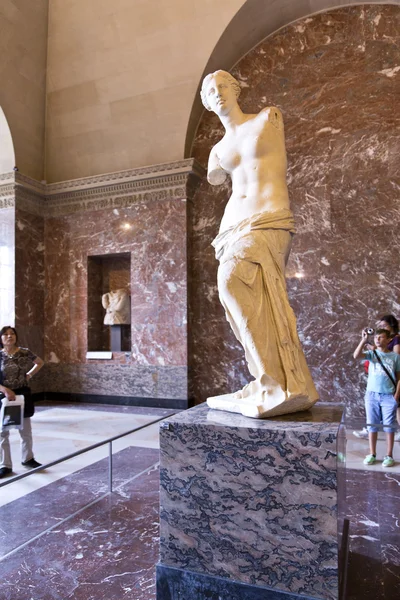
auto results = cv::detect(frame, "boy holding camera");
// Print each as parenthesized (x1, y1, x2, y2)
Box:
(353, 328, 400, 467)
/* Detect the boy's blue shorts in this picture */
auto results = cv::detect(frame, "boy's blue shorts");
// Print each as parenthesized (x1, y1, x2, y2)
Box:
(365, 391, 397, 433)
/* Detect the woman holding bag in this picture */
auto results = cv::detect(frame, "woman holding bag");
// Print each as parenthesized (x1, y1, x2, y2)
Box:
(0, 326, 44, 478)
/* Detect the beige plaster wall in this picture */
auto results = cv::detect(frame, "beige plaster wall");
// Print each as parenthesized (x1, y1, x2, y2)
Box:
(0, 0, 48, 180)
(45, 0, 244, 182)
(45, 0, 400, 184)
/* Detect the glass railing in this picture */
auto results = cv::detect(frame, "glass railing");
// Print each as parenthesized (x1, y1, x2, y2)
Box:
(0, 412, 173, 563)
(0, 413, 171, 491)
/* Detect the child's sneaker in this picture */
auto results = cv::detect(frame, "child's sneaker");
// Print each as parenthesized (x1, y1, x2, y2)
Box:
(382, 455, 395, 468)
(363, 454, 376, 465)
(353, 427, 369, 439)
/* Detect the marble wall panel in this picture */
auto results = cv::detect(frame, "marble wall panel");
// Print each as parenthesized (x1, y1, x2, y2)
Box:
(14, 202, 45, 392)
(44, 363, 188, 400)
(189, 5, 400, 416)
(44, 192, 188, 400)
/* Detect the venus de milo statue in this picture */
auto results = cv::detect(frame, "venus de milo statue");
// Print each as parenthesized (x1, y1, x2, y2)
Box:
(201, 70, 319, 418)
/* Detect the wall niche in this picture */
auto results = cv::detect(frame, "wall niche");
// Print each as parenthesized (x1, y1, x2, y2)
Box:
(87, 253, 131, 352)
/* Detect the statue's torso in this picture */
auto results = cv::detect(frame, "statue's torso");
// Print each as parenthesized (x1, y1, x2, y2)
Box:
(215, 109, 290, 233)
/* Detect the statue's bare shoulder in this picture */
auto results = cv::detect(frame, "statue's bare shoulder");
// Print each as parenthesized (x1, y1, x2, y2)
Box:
(258, 106, 284, 130)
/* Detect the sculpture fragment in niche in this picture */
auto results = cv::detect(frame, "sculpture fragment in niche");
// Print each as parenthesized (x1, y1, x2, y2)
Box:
(102, 289, 131, 325)
(201, 70, 319, 418)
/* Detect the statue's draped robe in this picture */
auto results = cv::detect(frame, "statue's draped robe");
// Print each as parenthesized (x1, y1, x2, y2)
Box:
(212, 209, 318, 414)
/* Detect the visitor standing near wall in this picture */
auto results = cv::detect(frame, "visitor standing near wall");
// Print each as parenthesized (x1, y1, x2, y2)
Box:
(378, 315, 400, 354)
(353, 328, 400, 468)
(353, 315, 400, 440)
(0, 326, 44, 478)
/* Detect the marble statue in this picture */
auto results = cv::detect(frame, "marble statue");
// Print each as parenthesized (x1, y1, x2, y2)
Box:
(201, 70, 319, 418)
(102, 289, 131, 325)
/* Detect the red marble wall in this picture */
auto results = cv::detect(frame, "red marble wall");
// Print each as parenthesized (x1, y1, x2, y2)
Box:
(189, 5, 400, 415)
(44, 196, 188, 400)
(14, 202, 45, 392)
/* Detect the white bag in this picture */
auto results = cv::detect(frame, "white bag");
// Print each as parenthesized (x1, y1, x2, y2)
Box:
(0, 395, 25, 431)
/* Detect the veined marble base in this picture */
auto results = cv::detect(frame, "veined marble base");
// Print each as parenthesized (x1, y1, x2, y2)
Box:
(156, 564, 319, 600)
(159, 403, 343, 600)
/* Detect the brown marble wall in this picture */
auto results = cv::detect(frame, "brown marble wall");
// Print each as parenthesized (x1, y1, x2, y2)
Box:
(0, 180, 45, 392)
(43, 184, 190, 401)
(189, 5, 400, 416)
(14, 187, 45, 392)
(1, 164, 201, 405)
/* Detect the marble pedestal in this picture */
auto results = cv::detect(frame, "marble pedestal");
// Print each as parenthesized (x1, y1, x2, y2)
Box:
(158, 403, 344, 600)
(110, 325, 122, 351)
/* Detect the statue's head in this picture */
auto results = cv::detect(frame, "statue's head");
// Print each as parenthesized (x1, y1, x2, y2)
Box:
(200, 70, 241, 113)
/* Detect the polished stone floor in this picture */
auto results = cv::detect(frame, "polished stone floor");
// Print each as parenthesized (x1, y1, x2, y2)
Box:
(0, 402, 171, 600)
(0, 402, 172, 507)
(345, 468, 400, 600)
(0, 405, 399, 599)
(344, 427, 400, 600)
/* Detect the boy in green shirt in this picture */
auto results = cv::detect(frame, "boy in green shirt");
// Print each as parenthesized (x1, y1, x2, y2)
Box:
(353, 329, 400, 467)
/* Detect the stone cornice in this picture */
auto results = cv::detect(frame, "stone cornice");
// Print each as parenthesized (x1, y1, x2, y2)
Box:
(0, 159, 206, 216)
(15, 186, 46, 217)
(45, 158, 205, 196)
(15, 172, 46, 194)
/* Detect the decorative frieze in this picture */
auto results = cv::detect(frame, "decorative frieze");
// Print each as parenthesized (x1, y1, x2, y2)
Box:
(0, 172, 14, 184)
(45, 159, 205, 194)
(0, 159, 205, 217)
(0, 173, 15, 207)
(0, 193, 15, 208)
(15, 186, 46, 217)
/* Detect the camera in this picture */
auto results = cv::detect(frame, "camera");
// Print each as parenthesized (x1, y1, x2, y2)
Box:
(364, 327, 374, 335)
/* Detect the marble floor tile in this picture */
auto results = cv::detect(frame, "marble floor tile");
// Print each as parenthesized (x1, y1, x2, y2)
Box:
(0, 445, 160, 557)
(0, 452, 160, 600)
(35, 401, 175, 417)
(344, 463, 400, 600)
(345, 435, 400, 474)
(346, 553, 385, 600)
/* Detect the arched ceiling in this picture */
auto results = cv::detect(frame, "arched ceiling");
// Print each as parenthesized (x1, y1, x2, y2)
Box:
(185, 0, 400, 156)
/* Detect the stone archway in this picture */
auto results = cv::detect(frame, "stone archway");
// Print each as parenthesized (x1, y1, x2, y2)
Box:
(0, 106, 15, 325)
(0, 106, 15, 174)
(185, 0, 400, 156)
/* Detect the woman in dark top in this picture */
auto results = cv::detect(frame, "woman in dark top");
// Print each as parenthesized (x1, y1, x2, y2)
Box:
(378, 315, 400, 354)
(0, 326, 44, 478)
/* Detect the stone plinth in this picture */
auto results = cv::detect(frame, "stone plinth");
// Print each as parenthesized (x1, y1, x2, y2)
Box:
(159, 403, 343, 600)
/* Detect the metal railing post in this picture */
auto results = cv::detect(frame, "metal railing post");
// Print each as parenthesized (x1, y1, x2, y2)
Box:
(109, 440, 113, 493)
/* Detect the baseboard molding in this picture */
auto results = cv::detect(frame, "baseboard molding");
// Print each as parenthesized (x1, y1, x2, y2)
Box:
(156, 564, 320, 600)
(33, 392, 189, 410)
